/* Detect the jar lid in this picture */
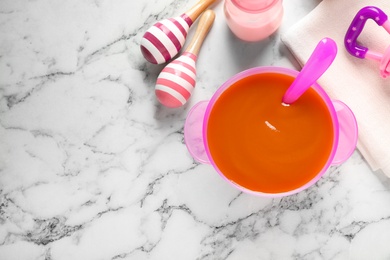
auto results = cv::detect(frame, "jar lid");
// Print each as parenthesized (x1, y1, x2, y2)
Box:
(231, 0, 277, 12)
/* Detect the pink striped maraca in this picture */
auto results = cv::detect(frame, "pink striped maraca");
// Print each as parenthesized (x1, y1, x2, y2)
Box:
(140, 0, 216, 64)
(155, 10, 215, 108)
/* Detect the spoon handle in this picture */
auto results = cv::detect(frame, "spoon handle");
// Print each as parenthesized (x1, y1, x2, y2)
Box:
(185, 10, 215, 56)
(186, 0, 217, 22)
(282, 38, 338, 104)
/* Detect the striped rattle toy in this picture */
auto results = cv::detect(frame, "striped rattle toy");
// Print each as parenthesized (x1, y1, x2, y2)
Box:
(140, 0, 216, 64)
(155, 10, 215, 108)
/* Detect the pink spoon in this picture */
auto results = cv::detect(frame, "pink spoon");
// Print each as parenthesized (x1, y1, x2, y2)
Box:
(282, 38, 338, 104)
(140, 0, 217, 64)
(155, 10, 215, 108)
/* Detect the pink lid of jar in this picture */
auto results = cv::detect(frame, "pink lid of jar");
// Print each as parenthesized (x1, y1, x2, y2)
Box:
(231, 0, 277, 12)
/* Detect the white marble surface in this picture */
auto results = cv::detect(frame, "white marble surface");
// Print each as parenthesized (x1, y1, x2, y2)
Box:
(1, 0, 390, 259)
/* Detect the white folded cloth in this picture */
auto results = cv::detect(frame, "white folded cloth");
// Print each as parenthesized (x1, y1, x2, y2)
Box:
(282, 0, 390, 177)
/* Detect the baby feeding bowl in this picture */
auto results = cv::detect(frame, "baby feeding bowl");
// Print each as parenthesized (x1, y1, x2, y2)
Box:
(184, 66, 358, 198)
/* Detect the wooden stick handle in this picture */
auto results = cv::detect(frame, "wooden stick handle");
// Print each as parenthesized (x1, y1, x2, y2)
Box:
(185, 0, 217, 22)
(185, 10, 215, 56)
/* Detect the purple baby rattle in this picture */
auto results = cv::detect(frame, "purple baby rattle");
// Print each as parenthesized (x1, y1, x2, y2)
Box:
(345, 6, 390, 78)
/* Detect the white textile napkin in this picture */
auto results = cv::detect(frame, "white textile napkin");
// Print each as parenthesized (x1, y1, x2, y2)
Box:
(282, 0, 390, 177)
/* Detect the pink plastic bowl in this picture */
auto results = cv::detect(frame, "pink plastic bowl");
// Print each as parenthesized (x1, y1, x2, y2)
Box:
(184, 66, 358, 197)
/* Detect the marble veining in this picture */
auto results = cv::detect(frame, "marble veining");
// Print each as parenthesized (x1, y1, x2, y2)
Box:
(1, 0, 390, 259)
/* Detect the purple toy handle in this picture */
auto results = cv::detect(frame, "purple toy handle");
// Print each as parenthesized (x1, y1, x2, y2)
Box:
(345, 6, 388, 59)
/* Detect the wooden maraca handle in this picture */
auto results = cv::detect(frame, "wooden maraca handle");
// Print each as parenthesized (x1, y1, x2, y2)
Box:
(185, 10, 215, 56)
(186, 0, 217, 22)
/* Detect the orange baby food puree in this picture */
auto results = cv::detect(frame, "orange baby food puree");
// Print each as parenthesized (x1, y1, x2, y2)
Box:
(207, 73, 334, 193)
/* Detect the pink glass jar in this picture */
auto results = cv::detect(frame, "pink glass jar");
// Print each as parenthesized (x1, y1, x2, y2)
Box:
(224, 0, 284, 42)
